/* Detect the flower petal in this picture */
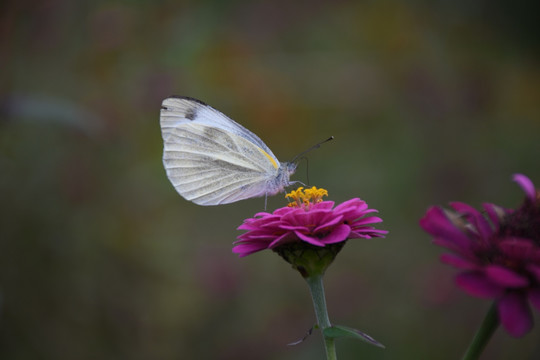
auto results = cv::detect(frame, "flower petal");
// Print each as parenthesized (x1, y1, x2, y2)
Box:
(455, 272, 504, 298)
(311, 201, 335, 210)
(253, 211, 272, 217)
(319, 224, 351, 244)
(279, 224, 310, 231)
(236, 232, 275, 241)
(294, 231, 326, 246)
(450, 202, 494, 240)
(283, 209, 329, 227)
(513, 174, 536, 201)
(313, 214, 344, 232)
(334, 198, 377, 220)
(483, 203, 509, 227)
(349, 227, 388, 238)
(351, 216, 384, 226)
(279, 206, 296, 213)
(268, 232, 296, 248)
(420, 207, 473, 251)
(484, 265, 529, 288)
(334, 198, 366, 212)
(498, 292, 533, 337)
(343, 208, 379, 222)
(232, 243, 269, 257)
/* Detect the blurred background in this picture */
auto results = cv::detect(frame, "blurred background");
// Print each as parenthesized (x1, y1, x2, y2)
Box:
(1, 0, 539, 359)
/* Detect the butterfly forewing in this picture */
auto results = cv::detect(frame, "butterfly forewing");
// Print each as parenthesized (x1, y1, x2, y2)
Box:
(160, 96, 285, 205)
(161, 97, 278, 161)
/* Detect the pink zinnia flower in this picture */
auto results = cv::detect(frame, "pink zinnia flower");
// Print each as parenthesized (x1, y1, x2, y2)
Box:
(234, 187, 388, 262)
(420, 174, 540, 337)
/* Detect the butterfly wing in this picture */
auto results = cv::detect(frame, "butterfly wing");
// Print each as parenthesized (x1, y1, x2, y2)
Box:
(160, 96, 281, 205)
(161, 96, 278, 160)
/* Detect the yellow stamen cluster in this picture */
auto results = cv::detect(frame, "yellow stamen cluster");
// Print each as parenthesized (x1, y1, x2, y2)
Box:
(286, 186, 328, 207)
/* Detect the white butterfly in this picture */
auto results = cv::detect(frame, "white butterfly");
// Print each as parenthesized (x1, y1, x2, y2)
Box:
(160, 96, 298, 206)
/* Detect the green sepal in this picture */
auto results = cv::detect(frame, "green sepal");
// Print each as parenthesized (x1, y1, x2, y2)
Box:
(273, 242, 346, 277)
(323, 325, 385, 349)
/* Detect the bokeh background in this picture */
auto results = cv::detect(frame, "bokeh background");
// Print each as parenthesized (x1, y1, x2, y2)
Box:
(1, 1, 539, 359)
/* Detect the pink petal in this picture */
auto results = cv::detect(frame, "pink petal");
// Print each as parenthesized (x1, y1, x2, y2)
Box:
(280, 224, 310, 231)
(234, 236, 272, 245)
(482, 203, 510, 228)
(334, 199, 376, 220)
(351, 216, 384, 226)
(456, 272, 504, 298)
(237, 222, 261, 230)
(319, 224, 351, 244)
(349, 229, 387, 239)
(232, 243, 269, 257)
(273, 207, 295, 216)
(513, 174, 536, 201)
(283, 209, 329, 227)
(268, 232, 296, 248)
(334, 198, 365, 212)
(485, 265, 529, 288)
(313, 214, 344, 232)
(236, 233, 274, 241)
(236, 229, 273, 238)
(348, 233, 373, 239)
(420, 207, 473, 250)
(294, 231, 326, 246)
(343, 208, 378, 222)
(253, 211, 272, 217)
(450, 202, 494, 239)
(498, 292, 533, 337)
(366, 228, 388, 234)
(260, 219, 286, 228)
(353, 228, 388, 235)
(440, 253, 478, 270)
(311, 201, 335, 210)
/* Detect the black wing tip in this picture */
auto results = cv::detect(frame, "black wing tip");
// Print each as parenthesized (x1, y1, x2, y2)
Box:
(165, 95, 209, 106)
(161, 96, 208, 119)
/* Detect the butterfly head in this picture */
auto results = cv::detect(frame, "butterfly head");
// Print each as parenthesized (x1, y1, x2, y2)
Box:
(280, 161, 297, 183)
(265, 162, 297, 196)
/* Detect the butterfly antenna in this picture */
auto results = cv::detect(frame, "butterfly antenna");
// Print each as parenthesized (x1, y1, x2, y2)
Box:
(290, 136, 334, 164)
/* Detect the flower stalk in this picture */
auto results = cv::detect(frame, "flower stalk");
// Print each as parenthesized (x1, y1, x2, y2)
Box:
(306, 273, 337, 360)
(462, 303, 499, 360)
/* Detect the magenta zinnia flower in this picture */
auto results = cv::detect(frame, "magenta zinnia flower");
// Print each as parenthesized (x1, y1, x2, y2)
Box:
(234, 187, 388, 264)
(420, 174, 540, 337)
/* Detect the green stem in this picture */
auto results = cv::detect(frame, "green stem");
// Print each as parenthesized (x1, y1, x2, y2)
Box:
(462, 302, 499, 360)
(306, 274, 337, 360)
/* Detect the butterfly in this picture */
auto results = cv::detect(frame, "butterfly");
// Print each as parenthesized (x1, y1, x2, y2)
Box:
(160, 96, 298, 206)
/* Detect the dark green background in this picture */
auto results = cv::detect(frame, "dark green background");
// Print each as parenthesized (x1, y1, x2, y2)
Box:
(2, 1, 539, 359)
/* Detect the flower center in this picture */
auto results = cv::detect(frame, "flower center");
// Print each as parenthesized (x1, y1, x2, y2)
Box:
(286, 186, 328, 208)
(498, 197, 540, 245)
